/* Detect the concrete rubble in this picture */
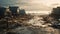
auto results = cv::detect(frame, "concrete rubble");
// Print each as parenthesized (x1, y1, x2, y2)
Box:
(0, 6, 60, 34)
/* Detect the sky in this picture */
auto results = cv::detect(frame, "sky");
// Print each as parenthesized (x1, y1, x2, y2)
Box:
(19, 0, 60, 11)
(0, 0, 60, 11)
(30, 0, 60, 6)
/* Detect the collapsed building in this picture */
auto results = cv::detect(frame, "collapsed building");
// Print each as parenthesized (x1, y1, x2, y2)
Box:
(0, 6, 26, 18)
(0, 6, 27, 30)
(48, 7, 60, 28)
(0, 6, 32, 29)
(50, 7, 60, 19)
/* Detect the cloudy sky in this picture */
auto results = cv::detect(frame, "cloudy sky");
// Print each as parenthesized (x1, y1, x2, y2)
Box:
(20, 0, 60, 11)
(0, 0, 60, 11)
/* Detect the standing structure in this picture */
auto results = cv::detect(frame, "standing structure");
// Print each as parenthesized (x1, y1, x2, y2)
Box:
(50, 7, 60, 19)
(0, 7, 6, 17)
(19, 9, 26, 16)
(9, 6, 19, 16)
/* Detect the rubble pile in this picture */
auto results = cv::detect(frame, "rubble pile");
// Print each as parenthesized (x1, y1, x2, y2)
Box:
(0, 6, 60, 34)
(27, 15, 49, 27)
(42, 7, 60, 28)
(0, 6, 34, 34)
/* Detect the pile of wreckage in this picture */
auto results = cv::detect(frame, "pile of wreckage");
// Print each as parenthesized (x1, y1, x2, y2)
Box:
(0, 6, 60, 29)
(43, 7, 60, 28)
(0, 6, 60, 34)
(0, 6, 33, 33)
